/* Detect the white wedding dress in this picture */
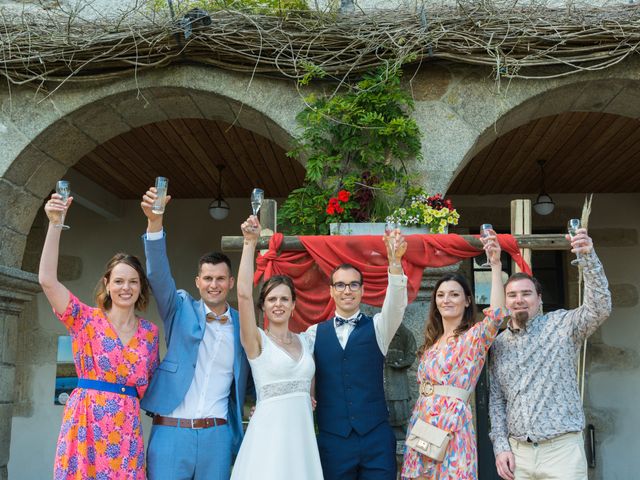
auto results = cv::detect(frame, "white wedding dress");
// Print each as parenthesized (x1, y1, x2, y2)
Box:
(231, 328, 323, 480)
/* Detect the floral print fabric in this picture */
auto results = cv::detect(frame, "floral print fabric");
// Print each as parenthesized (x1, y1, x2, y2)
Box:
(401, 307, 507, 479)
(53, 293, 159, 480)
(488, 251, 611, 454)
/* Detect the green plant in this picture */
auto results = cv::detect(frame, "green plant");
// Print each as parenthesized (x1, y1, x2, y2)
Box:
(386, 193, 460, 234)
(279, 65, 423, 235)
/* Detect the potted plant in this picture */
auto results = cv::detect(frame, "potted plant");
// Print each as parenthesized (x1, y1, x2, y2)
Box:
(278, 65, 423, 235)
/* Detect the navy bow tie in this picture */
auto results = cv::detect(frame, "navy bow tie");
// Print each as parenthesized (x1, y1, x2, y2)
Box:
(335, 314, 360, 327)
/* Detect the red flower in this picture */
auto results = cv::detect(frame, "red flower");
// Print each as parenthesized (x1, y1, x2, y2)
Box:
(335, 205, 345, 214)
(326, 204, 336, 215)
(328, 197, 340, 207)
(337, 190, 351, 202)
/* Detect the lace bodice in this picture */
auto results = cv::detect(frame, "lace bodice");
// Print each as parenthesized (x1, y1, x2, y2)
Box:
(250, 329, 315, 402)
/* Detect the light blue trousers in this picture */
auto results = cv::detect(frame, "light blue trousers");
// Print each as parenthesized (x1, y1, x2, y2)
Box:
(147, 423, 232, 480)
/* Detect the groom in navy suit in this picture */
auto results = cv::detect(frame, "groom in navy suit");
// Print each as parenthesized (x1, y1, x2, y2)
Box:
(140, 188, 250, 480)
(307, 232, 408, 480)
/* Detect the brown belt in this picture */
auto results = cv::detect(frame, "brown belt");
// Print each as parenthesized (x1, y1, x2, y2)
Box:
(153, 415, 227, 429)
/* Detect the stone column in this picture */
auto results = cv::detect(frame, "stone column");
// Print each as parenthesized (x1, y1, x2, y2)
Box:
(0, 265, 40, 480)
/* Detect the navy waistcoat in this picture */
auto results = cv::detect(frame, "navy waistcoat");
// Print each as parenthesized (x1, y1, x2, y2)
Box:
(314, 314, 389, 437)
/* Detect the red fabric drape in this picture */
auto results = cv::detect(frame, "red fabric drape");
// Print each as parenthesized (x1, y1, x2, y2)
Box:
(255, 233, 531, 332)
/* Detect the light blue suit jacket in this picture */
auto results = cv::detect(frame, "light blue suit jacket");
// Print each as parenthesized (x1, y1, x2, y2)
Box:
(140, 233, 250, 454)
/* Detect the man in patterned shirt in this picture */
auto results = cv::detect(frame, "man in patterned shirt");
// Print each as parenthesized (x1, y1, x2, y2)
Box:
(489, 228, 611, 480)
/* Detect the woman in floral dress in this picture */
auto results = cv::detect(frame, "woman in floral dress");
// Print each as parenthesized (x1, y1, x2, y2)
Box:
(39, 192, 159, 479)
(402, 229, 507, 480)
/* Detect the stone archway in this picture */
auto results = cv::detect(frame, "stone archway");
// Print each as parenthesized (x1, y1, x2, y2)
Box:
(451, 77, 640, 189)
(401, 57, 640, 195)
(0, 65, 306, 478)
(0, 65, 306, 270)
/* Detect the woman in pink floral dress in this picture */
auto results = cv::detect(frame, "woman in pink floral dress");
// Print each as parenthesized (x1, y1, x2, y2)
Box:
(39, 192, 159, 480)
(402, 230, 507, 480)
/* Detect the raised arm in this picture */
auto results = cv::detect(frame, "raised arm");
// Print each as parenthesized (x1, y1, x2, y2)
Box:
(38, 193, 73, 314)
(140, 187, 180, 331)
(565, 228, 611, 341)
(237, 215, 262, 359)
(141, 187, 171, 236)
(375, 230, 409, 354)
(482, 229, 505, 312)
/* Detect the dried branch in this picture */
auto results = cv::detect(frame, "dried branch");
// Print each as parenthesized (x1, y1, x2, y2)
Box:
(0, 3, 639, 90)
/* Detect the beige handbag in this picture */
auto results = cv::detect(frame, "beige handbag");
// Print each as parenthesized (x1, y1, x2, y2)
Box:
(405, 418, 452, 462)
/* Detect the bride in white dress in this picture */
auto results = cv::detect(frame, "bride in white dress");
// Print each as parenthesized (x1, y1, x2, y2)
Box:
(231, 215, 323, 480)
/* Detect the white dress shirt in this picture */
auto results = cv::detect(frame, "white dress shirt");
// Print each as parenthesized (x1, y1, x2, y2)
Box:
(147, 229, 235, 420)
(305, 272, 408, 355)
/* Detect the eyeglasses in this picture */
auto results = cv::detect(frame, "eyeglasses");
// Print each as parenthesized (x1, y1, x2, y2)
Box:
(331, 281, 362, 292)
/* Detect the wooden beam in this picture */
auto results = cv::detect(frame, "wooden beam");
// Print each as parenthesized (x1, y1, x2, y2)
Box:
(511, 199, 532, 272)
(221, 233, 570, 252)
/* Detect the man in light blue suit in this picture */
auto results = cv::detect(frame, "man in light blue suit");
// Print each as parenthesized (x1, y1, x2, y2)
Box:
(140, 188, 250, 480)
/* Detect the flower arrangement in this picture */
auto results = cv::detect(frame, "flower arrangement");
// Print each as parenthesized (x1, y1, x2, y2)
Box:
(386, 193, 459, 234)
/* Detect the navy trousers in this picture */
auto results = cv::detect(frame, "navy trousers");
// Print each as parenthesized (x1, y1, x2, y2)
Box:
(318, 421, 397, 480)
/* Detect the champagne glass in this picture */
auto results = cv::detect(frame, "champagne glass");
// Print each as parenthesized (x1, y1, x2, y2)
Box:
(479, 223, 493, 268)
(55, 180, 71, 230)
(567, 218, 581, 266)
(385, 219, 399, 258)
(152, 177, 169, 214)
(251, 188, 264, 217)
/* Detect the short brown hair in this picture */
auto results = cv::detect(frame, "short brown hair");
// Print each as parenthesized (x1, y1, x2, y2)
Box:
(505, 272, 542, 295)
(330, 263, 363, 284)
(94, 253, 150, 311)
(197, 252, 232, 276)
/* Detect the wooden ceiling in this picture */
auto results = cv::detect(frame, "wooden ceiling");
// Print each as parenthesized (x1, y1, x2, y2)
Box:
(73, 118, 306, 199)
(74, 111, 640, 200)
(449, 111, 640, 194)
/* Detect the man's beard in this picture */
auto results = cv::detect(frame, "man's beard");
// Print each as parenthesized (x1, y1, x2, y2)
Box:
(514, 310, 530, 328)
